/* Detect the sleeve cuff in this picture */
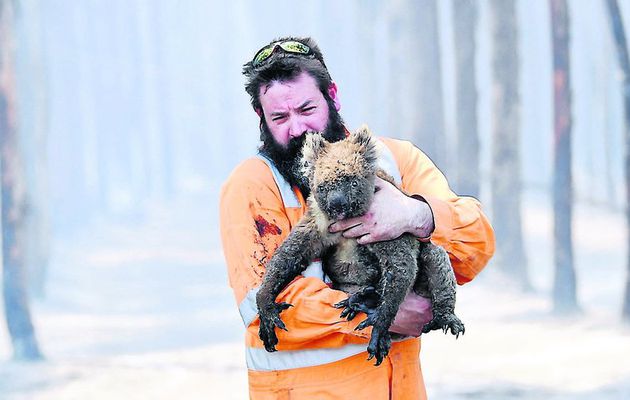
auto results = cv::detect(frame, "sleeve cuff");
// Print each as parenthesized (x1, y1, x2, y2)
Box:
(413, 194, 454, 246)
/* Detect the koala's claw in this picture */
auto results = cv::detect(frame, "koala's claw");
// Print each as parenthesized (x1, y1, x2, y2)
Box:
(366, 326, 391, 366)
(334, 286, 379, 321)
(354, 308, 392, 366)
(258, 302, 293, 352)
(335, 300, 359, 321)
(355, 311, 379, 331)
(333, 298, 349, 310)
(258, 317, 279, 352)
(334, 299, 372, 321)
(422, 313, 465, 338)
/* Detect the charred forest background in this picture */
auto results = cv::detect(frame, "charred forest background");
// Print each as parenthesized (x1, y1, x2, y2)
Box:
(1, 0, 629, 398)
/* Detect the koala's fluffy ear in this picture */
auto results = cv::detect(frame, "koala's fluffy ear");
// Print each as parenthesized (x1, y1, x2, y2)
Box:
(302, 131, 328, 164)
(300, 131, 328, 178)
(350, 124, 378, 167)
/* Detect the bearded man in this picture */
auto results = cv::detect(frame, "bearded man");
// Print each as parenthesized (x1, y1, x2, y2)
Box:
(220, 36, 495, 399)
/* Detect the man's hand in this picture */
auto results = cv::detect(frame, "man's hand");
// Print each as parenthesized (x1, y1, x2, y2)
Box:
(389, 291, 433, 337)
(328, 177, 434, 244)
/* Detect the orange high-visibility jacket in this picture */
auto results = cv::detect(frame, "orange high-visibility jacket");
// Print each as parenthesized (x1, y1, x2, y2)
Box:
(220, 137, 495, 399)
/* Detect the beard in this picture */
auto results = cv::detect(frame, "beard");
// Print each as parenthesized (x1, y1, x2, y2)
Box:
(258, 100, 345, 199)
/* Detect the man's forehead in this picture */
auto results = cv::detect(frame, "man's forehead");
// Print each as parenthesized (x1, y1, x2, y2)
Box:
(259, 73, 322, 110)
(260, 71, 319, 96)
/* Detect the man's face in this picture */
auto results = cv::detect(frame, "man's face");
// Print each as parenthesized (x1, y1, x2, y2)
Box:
(256, 71, 344, 197)
(259, 71, 340, 147)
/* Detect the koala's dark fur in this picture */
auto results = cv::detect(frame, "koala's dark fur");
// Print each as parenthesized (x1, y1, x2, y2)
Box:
(256, 126, 464, 365)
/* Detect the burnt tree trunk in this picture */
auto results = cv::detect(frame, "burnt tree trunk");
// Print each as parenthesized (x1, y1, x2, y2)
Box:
(453, 0, 480, 198)
(490, 0, 530, 290)
(550, 0, 579, 314)
(604, 0, 630, 322)
(0, 0, 43, 360)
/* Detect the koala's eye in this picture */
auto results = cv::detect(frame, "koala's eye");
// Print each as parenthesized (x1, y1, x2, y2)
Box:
(351, 181, 358, 187)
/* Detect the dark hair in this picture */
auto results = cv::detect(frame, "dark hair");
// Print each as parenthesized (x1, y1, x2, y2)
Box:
(243, 36, 333, 112)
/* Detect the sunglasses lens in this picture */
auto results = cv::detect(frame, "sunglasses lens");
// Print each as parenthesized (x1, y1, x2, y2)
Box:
(279, 41, 310, 55)
(253, 46, 274, 66)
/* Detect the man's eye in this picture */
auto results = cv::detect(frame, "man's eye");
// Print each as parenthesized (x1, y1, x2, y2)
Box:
(302, 107, 316, 113)
(272, 116, 287, 122)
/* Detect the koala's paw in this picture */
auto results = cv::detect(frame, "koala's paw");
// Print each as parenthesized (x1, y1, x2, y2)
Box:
(258, 302, 293, 352)
(352, 308, 393, 365)
(333, 286, 379, 321)
(422, 313, 465, 338)
(353, 308, 380, 331)
(366, 326, 392, 366)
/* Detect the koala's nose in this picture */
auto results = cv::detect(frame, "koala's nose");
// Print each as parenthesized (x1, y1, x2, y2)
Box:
(328, 192, 348, 213)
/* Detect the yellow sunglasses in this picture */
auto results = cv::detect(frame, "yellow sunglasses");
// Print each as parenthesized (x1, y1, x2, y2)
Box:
(252, 40, 313, 67)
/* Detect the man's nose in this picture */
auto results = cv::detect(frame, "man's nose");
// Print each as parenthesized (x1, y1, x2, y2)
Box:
(288, 118, 306, 139)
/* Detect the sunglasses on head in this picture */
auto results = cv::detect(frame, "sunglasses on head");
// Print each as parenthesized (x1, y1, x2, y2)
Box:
(251, 40, 313, 67)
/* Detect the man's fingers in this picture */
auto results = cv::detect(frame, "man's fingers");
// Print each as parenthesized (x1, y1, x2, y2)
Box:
(329, 219, 362, 233)
(342, 224, 368, 238)
(356, 234, 374, 245)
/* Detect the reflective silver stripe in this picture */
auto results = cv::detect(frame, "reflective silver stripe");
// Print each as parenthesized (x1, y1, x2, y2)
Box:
(302, 260, 324, 280)
(256, 155, 301, 208)
(375, 140, 402, 184)
(239, 286, 260, 327)
(246, 343, 368, 371)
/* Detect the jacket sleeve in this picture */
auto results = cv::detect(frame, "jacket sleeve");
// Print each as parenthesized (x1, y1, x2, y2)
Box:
(220, 159, 370, 351)
(382, 138, 496, 284)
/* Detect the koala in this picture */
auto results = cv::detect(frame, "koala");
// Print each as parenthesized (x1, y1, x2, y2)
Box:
(256, 126, 464, 366)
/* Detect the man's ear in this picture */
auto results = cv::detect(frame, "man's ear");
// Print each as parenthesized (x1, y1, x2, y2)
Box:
(255, 107, 263, 118)
(350, 125, 377, 167)
(328, 82, 341, 111)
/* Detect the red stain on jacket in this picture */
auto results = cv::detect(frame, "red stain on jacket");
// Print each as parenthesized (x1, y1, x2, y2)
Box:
(255, 215, 282, 236)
